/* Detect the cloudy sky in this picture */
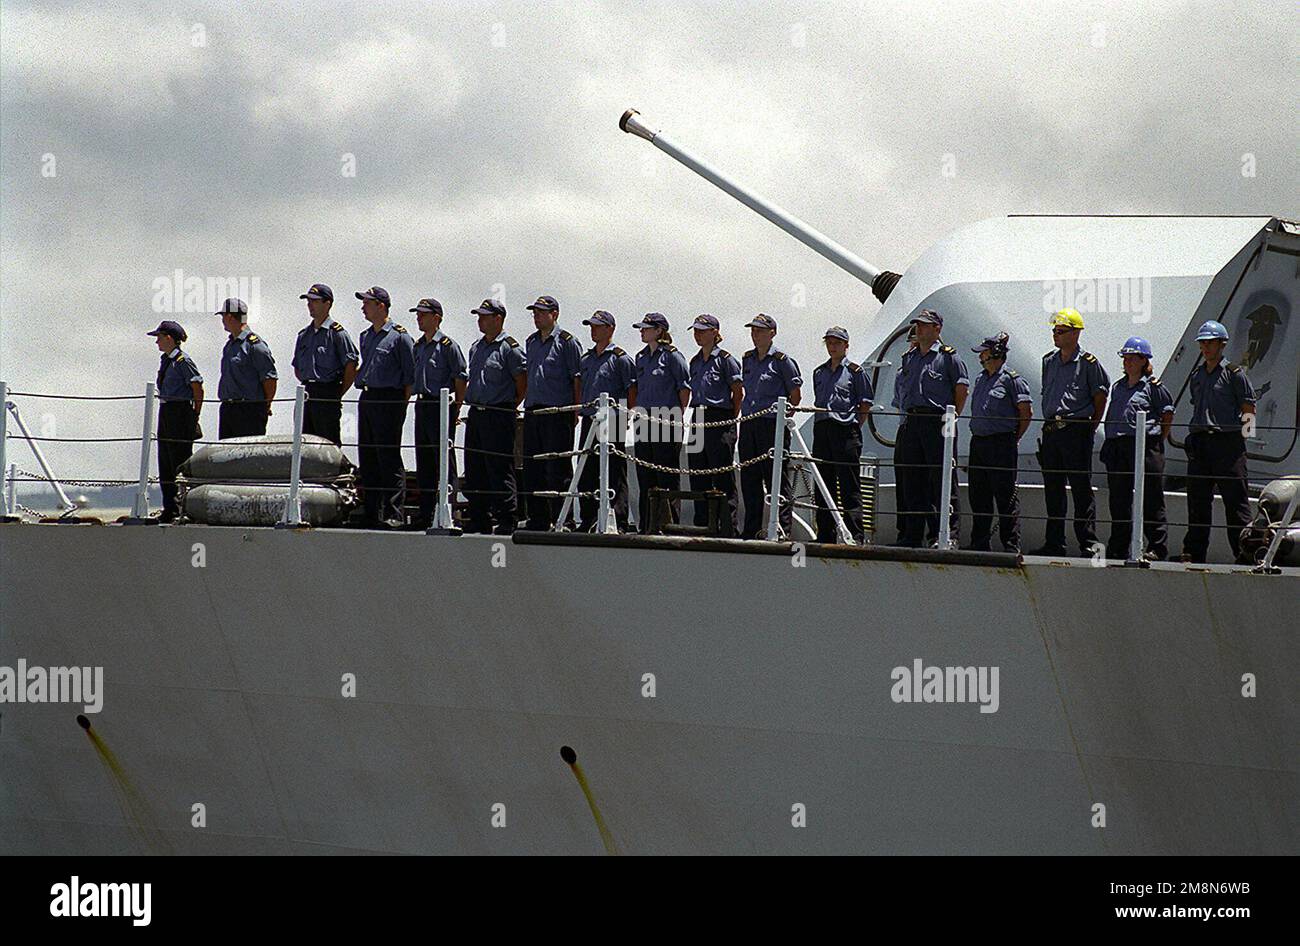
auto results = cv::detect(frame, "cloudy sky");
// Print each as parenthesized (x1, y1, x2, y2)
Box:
(1, 0, 1296, 482)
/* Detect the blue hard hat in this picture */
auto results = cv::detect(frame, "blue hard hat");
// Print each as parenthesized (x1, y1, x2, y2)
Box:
(1195, 320, 1229, 341)
(1118, 336, 1153, 358)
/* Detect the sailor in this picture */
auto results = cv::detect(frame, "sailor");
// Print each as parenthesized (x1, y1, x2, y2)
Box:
(576, 310, 636, 532)
(738, 314, 802, 539)
(216, 298, 277, 439)
(1032, 308, 1109, 557)
(965, 333, 1032, 554)
(147, 320, 203, 522)
(811, 326, 873, 544)
(410, 298, 467, 530)
(354, 286, 415, 527)
(632, 312, 691, 533)
(291, 283, 359, 446)
(892, 310, 968, 548)
(1181, 320, 1257, 564)
(464, 298, 527, 534)
(1100, 337, 1173, 560)
(522, 295, 584, 531)
(687, 314, 742, 537)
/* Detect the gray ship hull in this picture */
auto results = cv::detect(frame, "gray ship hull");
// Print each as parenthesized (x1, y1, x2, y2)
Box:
(1, 524, 1295, 855)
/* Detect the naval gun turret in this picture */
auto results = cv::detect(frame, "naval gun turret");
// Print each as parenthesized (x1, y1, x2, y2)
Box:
(620, 107, 1299, 480)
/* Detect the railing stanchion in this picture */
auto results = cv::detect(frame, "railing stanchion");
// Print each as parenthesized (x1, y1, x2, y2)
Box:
(428, 386, 461, 534)
(0, 381, 14, 522)
(598, 393, 617, 534)
(936, 403, 956, 550)
(765, 397, 787, 541)
(124, 382, 157, 524)
(1126, 410, 1147, 565)
(277, 384, 307, 528)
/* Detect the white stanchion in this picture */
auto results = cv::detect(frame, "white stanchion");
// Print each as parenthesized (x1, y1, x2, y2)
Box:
(277, 384, 307, 528)
(936, 403, 956, 550)
(788, 421, 853, 544)
(765, 397, 787, 541)
(125, 382, 157, 523)
(428, 387, 460, 534)
(1126, 410, 1147, 564)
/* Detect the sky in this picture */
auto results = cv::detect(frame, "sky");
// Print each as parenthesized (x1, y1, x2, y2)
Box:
(1, 0, 1297, 484)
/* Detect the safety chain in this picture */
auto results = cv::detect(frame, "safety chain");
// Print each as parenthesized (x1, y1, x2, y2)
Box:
(608, 445, 773, 477)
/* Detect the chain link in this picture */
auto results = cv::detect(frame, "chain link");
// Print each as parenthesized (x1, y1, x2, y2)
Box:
(608, 445, 773, 477)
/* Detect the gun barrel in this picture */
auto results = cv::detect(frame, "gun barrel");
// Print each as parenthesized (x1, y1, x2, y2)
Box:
(620, 108, 897, 298)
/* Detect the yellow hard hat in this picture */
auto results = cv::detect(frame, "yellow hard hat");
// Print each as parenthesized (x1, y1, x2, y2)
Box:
(1049, 308, 1085, 330)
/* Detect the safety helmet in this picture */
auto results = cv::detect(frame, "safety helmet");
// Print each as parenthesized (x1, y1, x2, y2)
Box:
(1118, 336, 1153, 359)
(1048, 308, 1085, 330)
(1195, 320, 1229, 341)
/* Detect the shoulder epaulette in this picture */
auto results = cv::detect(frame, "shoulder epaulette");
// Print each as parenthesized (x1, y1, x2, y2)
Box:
(330, 321, 344, 331)
(1082, 351, 1097, 363)
(848, 361, 862, 373)
(505, 336, 520, 348)
(247, 333, 260, 344)
(612, 347, 625, 357)
(1006, 369, 1019, 379)
(719, 349, 731, 359)
(394, 324, 408, 334)
(744, 348, 756, 359)
(1042, 350, 1054, 361)
(558, 329, 573, 341)
(773, 350, 787, 361)
(1226, 362, 1242, 373)
(1149, 375, 1162, 386)
(440, 336, 452, 346)
(663, 344, 677, 352)
(940, 345, 955, 354)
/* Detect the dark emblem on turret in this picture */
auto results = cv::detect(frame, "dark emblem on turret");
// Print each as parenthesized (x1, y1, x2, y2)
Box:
(1242, 304, 1281, 369)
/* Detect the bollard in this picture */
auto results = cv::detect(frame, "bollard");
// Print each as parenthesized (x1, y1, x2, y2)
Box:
(936, 404, 956, 550)
(124, 382, 158, 523)
(276, 384, 307, 528)
(765, 397, 788, 541)
(1126, 410, 1147, 565)
(428, 387, 461, 534)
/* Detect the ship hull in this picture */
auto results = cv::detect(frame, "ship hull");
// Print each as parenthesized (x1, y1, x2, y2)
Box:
(1, 524, 1295, 855)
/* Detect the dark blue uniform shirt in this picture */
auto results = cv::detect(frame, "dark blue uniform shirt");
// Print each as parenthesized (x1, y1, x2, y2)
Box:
(219, 328, 277, 400)
(635, 344, 690, 409)
(897, 343, 968, 412)
(579, 345, 636, 417)
(812, 359, 874, 424)
(292, 320, 359, 382)
(741, 347, 801, 414)
(157, 348, 203, 402)
(1188, 361, 1256, 433)
(524, 329, 584, 407)
(689, 348, 742, 409)
(467, 334, 526, 406)
(413, 332, 469, 397)
(1040, 348, 1109, 419)
(356, 320, 415, 390)
(1104, 376, 1174, 439)
(969, 365, 1032, 436)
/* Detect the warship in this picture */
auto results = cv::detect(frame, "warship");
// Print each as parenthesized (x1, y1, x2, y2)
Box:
(0, 109, 1296, 855)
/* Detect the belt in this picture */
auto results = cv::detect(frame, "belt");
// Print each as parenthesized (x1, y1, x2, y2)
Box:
(1044, 416, 1087, 432)
(304, 379, 341, 386)
(470, 403, 515, 412)
(360, 386, 403, 394)
(905, 407, 943, 416)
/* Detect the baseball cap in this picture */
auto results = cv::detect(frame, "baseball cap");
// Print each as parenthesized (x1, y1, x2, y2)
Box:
(410, 298, 443, 315)
(582, 310, 615, 327)
(910, 309, 943, 327)
(823, 325, 849, 342)
(632, 312, 669, 329)
(690, 314, 720, 331)
(472, 298, 506, 317)
(216, 298, 248, 317)
(147, 320, 187, 342)
(299, 283, 333, 302)
(972, 333, 1010, 354)
(355, 286, 391, 307)
(744, 314, 777, 330)
(526, 295, 559, 313)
